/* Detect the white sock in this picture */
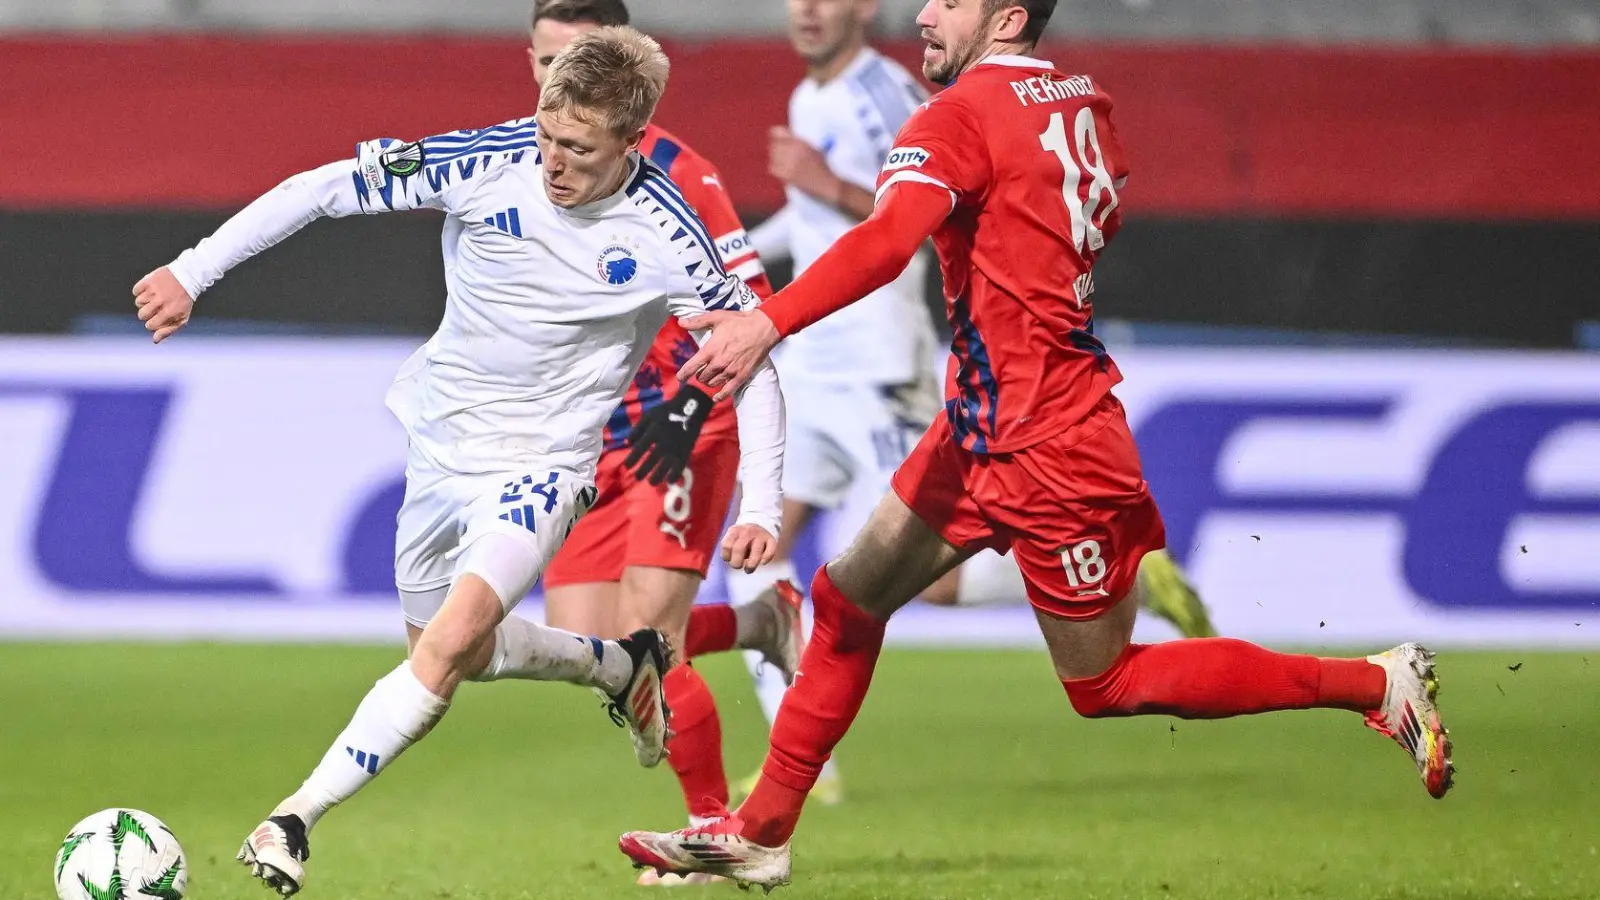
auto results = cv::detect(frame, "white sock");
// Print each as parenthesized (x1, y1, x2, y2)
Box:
(475, 615, 631, 694)
(726, 557, 798, 608)
(956, 550, 1027, 607)
(274, 661, 449, 831)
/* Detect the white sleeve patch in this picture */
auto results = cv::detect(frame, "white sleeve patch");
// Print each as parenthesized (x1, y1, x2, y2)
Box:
(875, 170, 956, 210)
(882, 146, 931, 171)
(355, 140, 389, 192)
(714, 228, 752, 263)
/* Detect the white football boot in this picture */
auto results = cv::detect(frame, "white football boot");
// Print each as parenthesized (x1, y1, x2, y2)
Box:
(1363, 642, 1455, 798)
(601, 628, 674, 767)
(238, 814, 310, 896)
(621, 815, 791, 893)
(634, 815, 731, 887)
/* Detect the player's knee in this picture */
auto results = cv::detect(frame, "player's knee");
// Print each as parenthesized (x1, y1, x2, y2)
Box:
(1059, 644, 1143, 719)
(411, 623, 488, 690)
(1061, 679, 1126, 718)
(811, 564, 887, 646)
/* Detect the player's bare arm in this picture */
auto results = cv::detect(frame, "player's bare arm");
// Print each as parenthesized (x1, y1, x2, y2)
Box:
(768, 126, 875, 221)
(677, 179, 950, 400)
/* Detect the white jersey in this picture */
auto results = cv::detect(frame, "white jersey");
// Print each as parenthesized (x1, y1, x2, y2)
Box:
(752, 47, 937, 386)
(167, 117, 784, 533)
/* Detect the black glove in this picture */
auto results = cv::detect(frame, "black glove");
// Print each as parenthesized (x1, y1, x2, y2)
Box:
(625, 383, 714, 485)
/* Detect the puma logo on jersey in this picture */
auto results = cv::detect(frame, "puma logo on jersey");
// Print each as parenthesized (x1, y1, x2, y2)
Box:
(659, 520, 689, 549)
(883, 147, 930, 171)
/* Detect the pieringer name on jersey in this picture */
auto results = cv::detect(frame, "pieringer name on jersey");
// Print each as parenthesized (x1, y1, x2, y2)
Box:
(1008, 73, 1096, 107)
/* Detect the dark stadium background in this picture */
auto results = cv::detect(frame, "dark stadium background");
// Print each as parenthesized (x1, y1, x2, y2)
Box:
(2, 35, 1597, 345)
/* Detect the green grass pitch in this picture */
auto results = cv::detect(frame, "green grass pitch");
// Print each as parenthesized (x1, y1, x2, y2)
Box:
(3, 644, 1596, 899)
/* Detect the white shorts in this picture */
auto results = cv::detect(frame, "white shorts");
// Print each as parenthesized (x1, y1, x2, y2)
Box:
(781, 375, 941, 510)
(394, 447, 596, 627)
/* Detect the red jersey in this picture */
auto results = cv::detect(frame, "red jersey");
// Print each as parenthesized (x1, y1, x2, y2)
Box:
(602, 125, 772, 451)
(876, 56, 1129, 455)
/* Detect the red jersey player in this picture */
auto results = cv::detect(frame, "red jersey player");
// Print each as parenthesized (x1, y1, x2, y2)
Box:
(620, 0, 1455, 888)
(529, 0, 806, 871)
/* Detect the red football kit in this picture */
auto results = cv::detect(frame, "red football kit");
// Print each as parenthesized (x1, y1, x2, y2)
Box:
(763, 55, 1164, 618)
(543, 125, 771, 587)
(613, 56, 1428, 863)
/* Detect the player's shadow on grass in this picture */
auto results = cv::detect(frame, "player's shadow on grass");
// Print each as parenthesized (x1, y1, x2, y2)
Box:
(817, 850, 1063, 877)
(856, 768, 1257, 803)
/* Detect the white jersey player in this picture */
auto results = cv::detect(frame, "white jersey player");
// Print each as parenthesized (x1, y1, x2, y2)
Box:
(131, 29, 784, 898)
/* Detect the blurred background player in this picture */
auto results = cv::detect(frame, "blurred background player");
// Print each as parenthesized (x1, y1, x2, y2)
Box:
(728, 0, 937, 808)
(621, 0, 1452, 886)
(727, 0, 1216, 808)
(135, 28, 788, 896)
(528, 1, 805, 884)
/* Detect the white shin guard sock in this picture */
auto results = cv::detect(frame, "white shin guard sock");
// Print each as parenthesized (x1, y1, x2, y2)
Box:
(474, 615, 629, 694)
(275, 661, 449, 831)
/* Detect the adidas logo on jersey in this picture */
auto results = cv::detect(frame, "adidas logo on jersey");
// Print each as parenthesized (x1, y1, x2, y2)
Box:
(482, 208, 523, 237)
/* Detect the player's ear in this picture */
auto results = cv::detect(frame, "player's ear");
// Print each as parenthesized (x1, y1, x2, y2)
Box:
(991, 2, 1029, 43)
(622, 126, 647, 154)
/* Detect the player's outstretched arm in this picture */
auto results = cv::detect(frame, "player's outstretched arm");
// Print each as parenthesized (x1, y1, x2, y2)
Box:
(133, 160, 353, 342)
(132, 156, 394, 342)
(676, 180, 951, 399)
(135, 124, 499, 343)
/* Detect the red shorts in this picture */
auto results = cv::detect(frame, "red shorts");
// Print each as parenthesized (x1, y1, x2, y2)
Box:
(891, 395, 1166, 620)
(544, 428, 740, 587)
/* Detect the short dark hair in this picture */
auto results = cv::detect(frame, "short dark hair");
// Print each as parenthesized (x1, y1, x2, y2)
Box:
(983, 0, 1057, 45)
(531, 0, 629, 28)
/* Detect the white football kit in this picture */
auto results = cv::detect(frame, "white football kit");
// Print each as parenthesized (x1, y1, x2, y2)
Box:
(168, 117, 785, 623)
(750, 47, 941, 509)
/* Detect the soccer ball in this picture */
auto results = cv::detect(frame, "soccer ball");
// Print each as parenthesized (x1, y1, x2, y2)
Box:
(53, 809, 187, 900)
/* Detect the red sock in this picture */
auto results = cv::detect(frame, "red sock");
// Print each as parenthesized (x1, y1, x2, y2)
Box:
(738, 566, 886, 847)
(663, 665, 729, 818)
(1060, 638, 1388, 718)
(684, 604, 737, 659)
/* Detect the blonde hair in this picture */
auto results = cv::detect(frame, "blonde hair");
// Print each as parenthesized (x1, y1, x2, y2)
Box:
(539, 25, 668, 136)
